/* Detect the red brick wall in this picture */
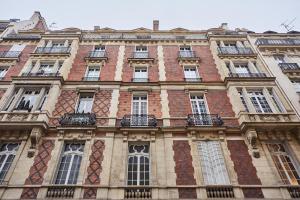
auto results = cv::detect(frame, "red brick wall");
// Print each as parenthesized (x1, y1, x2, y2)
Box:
(163, 46, 184, 81)
(173, 140, 197, 199)
(4, 45, 36, 81)
(117, 91, 162, 118)
(0, 45, 12, 52)
(92, 90, 112, 126)
(121, 46, 159, 82)
(227, 140, 264, 198)
(100, 45, 119, 81)
(67, 45, 93, 81)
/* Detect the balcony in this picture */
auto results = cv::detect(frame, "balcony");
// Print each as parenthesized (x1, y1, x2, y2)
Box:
(0, 51, 21, 60)
(206, 186, 235, 198)
(46, 185, 75, 198)
(124, 187, 152, 199)
(256, 38, 300, 46)
(128, 52, 154, 64)
(33, 47, 71, 55)
(187, 114, 223, 126)
(85, 51, 108, 62)
(177, 50, 200, 63)
(228, 72, 267, 78)
(218, 47, 256, 57)
(82, 77, 100, 81)
(132, 78, 149, 82)
(287, 186, 300, 199)
(278, 63, 300, 71)
(21, 71, 60, 77)
(59, 113, 96, 126)
(184, 77, 202, 82)
(120, 114, 157, 127)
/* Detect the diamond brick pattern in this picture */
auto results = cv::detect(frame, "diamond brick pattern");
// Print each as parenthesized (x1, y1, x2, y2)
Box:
(83, 140, 105, 199)
(52, 90, 77, 117)
(21, 140, 55, 199)
(92, 90, 112, 117)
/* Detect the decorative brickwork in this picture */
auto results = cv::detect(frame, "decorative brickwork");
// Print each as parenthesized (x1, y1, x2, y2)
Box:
(83, 140, 105, 199)
(100, 45, 119, 81)
(52, 90, 77, 117)
(21, 140, 55, 199)
(173, 140, 197, 199)
(227, 140, 264, 198)
(0, 45, 12, 52)
(163, 45, 184, 81)
(0, 89, 6, 100)
(92, 90, 112, 117)
(4, 45, 36, 81)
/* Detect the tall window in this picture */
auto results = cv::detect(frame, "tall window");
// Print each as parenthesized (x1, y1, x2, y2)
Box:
(127, 143, 150, 186)
(76, 93, 94, 113)
(135, 46, 148, 58)
(197, 141, 230, 185)
(248, 91, 272, 113)
(133, 67, 148, 82)
(132, 95, 147, 126)
(0, 143, 19, 183)
(238, 90, 249, 112)
(267, 143, 300, 185)
(234, 63, 250, 75)
(85, 66, 100, 80)
(184, 66, 199, 81)
(16, 90, 40, 111)
(38, 63, 54, 74)
(190, 95, 210, 125)
(55, 143, 84, 185)
(0, 67, 8, 79)
(52, 42, 65, 47)
(273, 55, 285, 63)
(268, 89, 284, 113)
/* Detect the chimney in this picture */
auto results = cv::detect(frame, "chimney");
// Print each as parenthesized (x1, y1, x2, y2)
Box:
(94, 26, 100, 31)
(153, 20, 159, 31)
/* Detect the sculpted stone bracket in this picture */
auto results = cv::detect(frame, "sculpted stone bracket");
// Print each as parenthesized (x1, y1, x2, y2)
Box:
(189, 130, 225, 141)
(245, 129, 259, 158)
(122, 131, 156, 142)
(57, 130, 94, 141)
(28, 127, 43, 158)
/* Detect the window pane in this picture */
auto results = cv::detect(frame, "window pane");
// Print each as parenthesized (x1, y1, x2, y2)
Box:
(0, 143, 19, 182)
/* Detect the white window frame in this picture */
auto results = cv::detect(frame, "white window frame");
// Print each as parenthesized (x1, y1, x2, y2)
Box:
(135, 46, 148, 52)
(189, 93, 210, 115)
(273, 55, 286, 63)
(85, 65, 101, 80)
(268, 89, 285, 113)
(75, 93, 94, 113)
(179, 46, 192, 51)
(131, 94, 148, 115)
(247, 90, 273, 113)
(0, 143, 20, 183)
(94, 45, 105, 51)
(131, 93, 148, 126)
(0, 66, 9, 79)
(133, 66, 148, 81)
(234, 63, 250, 74)
(51, 42, 65, 47)
(15, 89, 41, 111)
(38, 62, 55, 74)
(183, 65, 200, 80)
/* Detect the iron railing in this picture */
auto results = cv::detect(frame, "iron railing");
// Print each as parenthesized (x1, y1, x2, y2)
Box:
(4, 34, 40, 40)
(132, 52, 149, 59)
(59, 113, 96, 126)
(187, 114, 223, 126)
(46, 186, 75, 198)
(132, 78, 149, 82)
(218, 47, 254, 55)
(87, 50, 107, 58)
(278, 63, 300, 71)
(34, 47, 70, 54)
(178, 50, 198, 58)
(256, 38, 300, 46)
(184, 77, 202, 82)
(21, 71, 60, 77)
(124, 188, 152, 199)
(206, 186, 235, 198)
(287, 186, 300, 198)
(82, 76, 100, 81)
(120, 114, 157, 127)
(0, 51, 21, 58)
(228, 72, 267, 78)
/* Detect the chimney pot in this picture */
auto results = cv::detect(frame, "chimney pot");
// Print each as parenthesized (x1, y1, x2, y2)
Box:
(153, 20, 159, 31)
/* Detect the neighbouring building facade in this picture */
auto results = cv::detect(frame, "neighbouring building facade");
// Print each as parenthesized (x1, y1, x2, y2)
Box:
(0, 12, 299, 200)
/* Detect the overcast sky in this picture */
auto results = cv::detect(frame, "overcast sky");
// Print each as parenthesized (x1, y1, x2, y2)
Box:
(0, 0, 299, 32)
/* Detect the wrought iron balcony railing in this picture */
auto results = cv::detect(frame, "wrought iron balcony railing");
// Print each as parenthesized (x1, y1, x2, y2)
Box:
(184, 77, 202, 82)
(178, 50, 198, 58)
(256, 38, 300, 46)
(287, 186, 300, 199)
(206, 186, 235, 198)
(132, 78, 149, 82)
(228, 72, 267, 78)
(21, 71, 60, 77)
(0, 51, 21, 58)
(82, 76, 100, 81)
(46, 186, 75, 198)
(125, 188, 152, 199)
(59, 113, 96, 126)
(187, 114, 223, 126)
(87, 50, 107, 58)
(120, 114, 157, 127)
(34, 47, 71, 54)
(132, 51, 149, 59)
(218, 47, 254, 55)
(278, 63, 300, 71)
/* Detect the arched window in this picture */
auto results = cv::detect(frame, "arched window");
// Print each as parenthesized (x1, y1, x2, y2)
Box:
(0, 143, 19, 183)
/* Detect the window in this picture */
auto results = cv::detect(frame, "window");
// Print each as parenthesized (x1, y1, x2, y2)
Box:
(133, 67, 148, 82)
(135, 46, 148, 58)
(248, 90, 272, 113)
(135, 46, 147, 52)
(85, 66, 100, 80)
(0, 67, 8, 79)
(268, 89, 284, 113)
(179, 46, 191, 51)
(52, 42, 65, 47)
(9, 44, 25, 52)
(38, 90, 49, 111)
(197, 141, 230, 185)
(55, 143, 84, 185)
(184, 66, 199, 81)
(238, 90, 249, 112)
(190, 95, 210, 125)
(234, 63, 250, 75)
(0, 143, 19, 183)
(76, 93, 94, 113)
(15, 90, 40, 111)
(94, 46, 105, 51)
(127, 143, 150, 186)
(132, 95, 147, 126)
(274, 55, 285, 63)
(267, 143, 300, 185)
(38, 63, 54, 74)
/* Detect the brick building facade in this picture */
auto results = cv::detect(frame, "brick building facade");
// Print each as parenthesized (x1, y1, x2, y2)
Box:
(0, 13, 299, 199)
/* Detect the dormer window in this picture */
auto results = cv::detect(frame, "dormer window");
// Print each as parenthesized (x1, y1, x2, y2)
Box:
(94, 46, 105, 51)
(179, 46, 191, 51)
(52, 42, 65, 47)
(0, 66, 9, 79)
(135, 46, 147, 52)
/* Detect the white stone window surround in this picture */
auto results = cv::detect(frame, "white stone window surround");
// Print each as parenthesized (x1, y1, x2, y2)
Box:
(75, 93, 94, 114)
(85, 65, 101, 79)
(225, 60, 261, 74)
(133, 66, 148, 80)
(94, 45, 105, 51)
(43, 40, 70, 48)
(0, 66, 9, 79)
(183, 65, 200, 79)
(0, 143, 20, 183)
(24, 59, 63, 75)
(189, 93, 210, 115)
(3, 87, 49, 112)
(135, 46, 148, 52)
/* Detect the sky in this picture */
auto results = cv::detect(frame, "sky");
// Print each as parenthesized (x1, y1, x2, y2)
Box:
(0, 0, 299, 33)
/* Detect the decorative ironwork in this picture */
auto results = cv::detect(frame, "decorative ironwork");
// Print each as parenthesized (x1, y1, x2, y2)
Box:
(132, 52, 149, 59)
(256, 38, 300, 46)
(0, 51, 21, 58)
(4, 34, 41, 40)
(34, 47, 70, 54)
(187, 114, 223, 126)
(21, 71, 60, 77)
(228, 72, 266, 78)
(82, 77, 100, 81)
(278, 63, 300, 71)
(59, 113, 96, 126)
(287, 186, 300, 198)
(125, 188, 152, 199)
(121, 114, 157, 127)
(178, 50, 198, 58)
(46, 186, 75, 198)
(132, 78, 149, 82)
(206, 186, 235, 198)
(184, 77, 202, 82)
(87, 50, 107, 58)
(218, 47, 254, 55)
